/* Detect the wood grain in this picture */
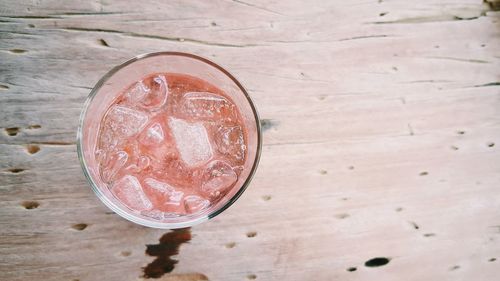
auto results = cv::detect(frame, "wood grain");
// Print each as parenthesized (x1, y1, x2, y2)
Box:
(1, 0, 499, 280)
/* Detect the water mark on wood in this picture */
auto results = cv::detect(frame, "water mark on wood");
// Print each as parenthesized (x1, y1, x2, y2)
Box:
(143, 228, 192, 278)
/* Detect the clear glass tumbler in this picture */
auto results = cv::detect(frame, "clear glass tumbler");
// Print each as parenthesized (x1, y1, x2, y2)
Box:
(77, 52, 261, 229)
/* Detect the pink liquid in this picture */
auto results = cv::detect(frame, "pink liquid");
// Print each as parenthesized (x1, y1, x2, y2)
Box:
(95, 73, 248, 219)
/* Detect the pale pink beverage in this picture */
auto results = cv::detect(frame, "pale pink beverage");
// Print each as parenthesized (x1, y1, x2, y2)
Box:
(78, 53, 261, 228)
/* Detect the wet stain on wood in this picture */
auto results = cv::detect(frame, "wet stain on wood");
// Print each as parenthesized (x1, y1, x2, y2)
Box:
(143, 228, 192, 278)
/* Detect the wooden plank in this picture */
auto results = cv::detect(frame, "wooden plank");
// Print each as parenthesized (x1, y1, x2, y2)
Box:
(1, 0, 499, 280)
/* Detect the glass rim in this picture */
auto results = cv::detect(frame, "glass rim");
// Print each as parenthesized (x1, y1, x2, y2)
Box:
(76, 51, 262, 229)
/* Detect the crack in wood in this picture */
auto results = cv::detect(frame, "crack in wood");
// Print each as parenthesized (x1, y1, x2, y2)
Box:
(368, 14, 485, 24)
(424, 56, 489, 64)
(400, 80, 452, 84)
(230, 0, 285, 16)
(61, 27, 260, 48)
(0, 141, 75, 146)
(29, 141, 75, 145)
(0, 30, 40, 37)
(0, 15, 62, 19)
(474, 82, 500, 87)
(48, 12, 125, 17)
(338, 34, 392, 41)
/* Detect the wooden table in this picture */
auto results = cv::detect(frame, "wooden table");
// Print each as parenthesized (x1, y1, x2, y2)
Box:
(1, 1, 499, 280)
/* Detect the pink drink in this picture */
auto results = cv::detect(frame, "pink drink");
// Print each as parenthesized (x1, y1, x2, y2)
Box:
(97, 73, 247, 217)
(78, 53, 261, 228)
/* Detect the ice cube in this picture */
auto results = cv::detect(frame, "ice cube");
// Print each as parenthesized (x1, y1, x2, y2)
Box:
(101, 150, 128, 183)
(214, 125, 246, 161)
(184, 195, 210, 213)
(125, 81, 150, 103)
(168, 117, 213, 167)
(112, 175, 152, 211)
(102, 105, 149, 140)
(144, 177, 184, 206)
(124, 155, 150, 173)
(201, 160, 238, 198)
(95, 149, 107, 164)
(179, 91, 235, 121)
(125, 75, 168, 110)
(138, 155, 151, 170)
(139, 122, 164, 146)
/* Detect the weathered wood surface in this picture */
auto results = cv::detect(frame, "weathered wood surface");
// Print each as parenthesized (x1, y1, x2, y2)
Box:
(1, 0, 499, 280)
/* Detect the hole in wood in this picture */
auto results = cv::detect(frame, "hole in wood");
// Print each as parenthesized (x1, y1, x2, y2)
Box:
(451, 145, 459, 150)
(319, 169, 327, 175)
(347, 267, 357, 272)
(211, 21, 217, 26)
(22, 201, 39, 209)
(419, 171, 428, 176)
(9, 49, 27, 54)
(27, 124, 41, 129)
(348, 166, 355, 170)
(449, 265, 460, 271)
(246, 231, 257, 238)
(489, 258, 496, 262)
(409, 221, 419, 230)
(457, 130, 465, 135)
(487, 142, 495, 147)
(98, 38, 109, 47)
(225, 242, 236, 249)
(71, 223, 88, 231)
(335, 213, 350, 219)
(0, 84, 9, 90)
(423, 233, 436, 237)
(28, 24, 35, 28)
(8, 168, 25, 173)
(26, 144, 40, 154)
(364, 257, 390, 267)
(262, 195, 272, 201)
(395, 207, 404, 212)
(121, 250, 131, 256)
(5, 127, 19, 136)
(247, 274, 257, 280)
